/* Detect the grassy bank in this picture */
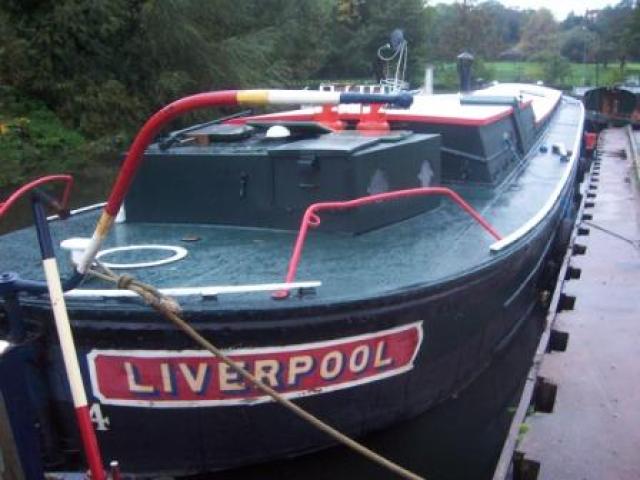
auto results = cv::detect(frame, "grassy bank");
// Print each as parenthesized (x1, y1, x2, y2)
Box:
(306, 61, 640, 92)
(486, 61, 640, 87)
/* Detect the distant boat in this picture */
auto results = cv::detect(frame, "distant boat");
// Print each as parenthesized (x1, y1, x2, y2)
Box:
(576, 85, 639, 130)
(0, 76, 584, 475)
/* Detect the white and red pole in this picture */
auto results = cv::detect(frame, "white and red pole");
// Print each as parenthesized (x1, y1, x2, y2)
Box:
(31, 194, 106, 480)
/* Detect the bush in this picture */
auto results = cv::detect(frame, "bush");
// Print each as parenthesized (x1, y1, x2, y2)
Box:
(473, 58, 495, 84)
(0, 86, 86, 186)
(531, 52, 572, 86)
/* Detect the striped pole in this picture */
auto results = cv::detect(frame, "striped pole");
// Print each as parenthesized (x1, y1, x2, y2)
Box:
(31, 196, 105, 480)
(76, 89, 413, 273)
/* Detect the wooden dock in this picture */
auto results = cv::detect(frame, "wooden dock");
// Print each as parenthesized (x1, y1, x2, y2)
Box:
(494, 126, 640, 479)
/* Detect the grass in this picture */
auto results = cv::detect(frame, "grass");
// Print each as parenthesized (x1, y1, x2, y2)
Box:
(486, 61, 640, 87)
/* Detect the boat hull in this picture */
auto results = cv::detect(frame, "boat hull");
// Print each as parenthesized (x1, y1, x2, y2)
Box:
(18, 165, 578, 475)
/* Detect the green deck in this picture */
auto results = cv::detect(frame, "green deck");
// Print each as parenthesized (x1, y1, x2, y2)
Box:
(0, 98, 582, 308)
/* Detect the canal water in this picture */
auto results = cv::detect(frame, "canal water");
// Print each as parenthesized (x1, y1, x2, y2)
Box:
(0, 165, 117, 235)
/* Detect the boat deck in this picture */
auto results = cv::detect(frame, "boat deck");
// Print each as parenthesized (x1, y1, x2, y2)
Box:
(252, 83, 561, 127)
(0, 98, 582, 309)
(501, 127, 640, 479)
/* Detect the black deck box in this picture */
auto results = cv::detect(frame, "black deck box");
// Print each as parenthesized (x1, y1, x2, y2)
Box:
(125, 129, 441, 234)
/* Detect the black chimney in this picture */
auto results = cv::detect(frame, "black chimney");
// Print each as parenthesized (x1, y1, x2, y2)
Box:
(456, 52, 474, 93)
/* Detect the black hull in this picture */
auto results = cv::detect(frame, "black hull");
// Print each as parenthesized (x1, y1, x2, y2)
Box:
(17, 163, 579, 475)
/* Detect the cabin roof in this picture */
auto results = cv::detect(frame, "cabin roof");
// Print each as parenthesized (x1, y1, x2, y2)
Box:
(235, 83, 561, 128)
(477, 83, 561, 124)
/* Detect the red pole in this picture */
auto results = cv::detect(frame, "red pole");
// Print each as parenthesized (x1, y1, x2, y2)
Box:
(104, 91, 239, 217)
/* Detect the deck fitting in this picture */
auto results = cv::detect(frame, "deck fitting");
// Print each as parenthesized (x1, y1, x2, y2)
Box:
(582, 213, 593, 221)
(532, 377, 557, 413)
(577, 226, 590, 236)
(548, 329, 569, 352)
(297, 286, 317, 297)
(557, 293, 576, 311)
(512, 452, 541, 480)
(586, 192, 597, 198)
(584, 201, 595, 208)
(572, 243, 587, 255)
(565, 265, 582, 279)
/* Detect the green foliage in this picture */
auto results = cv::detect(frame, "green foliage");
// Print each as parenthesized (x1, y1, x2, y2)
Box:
(318, 0, 429, 84)
(560, 27, 599, 63)
(425, 2, 508, 62)
(0, 0, 335, 138)
(1, 0, 640, 188)
(518, 9, 560, 59)
(484, 61, 640, 87)
(602, 68, 627, 85)
(593, 2, 636, 69)
(532, 52, 572, 86)
(473, 58, 495, 83)
(0, 87, 85, 185)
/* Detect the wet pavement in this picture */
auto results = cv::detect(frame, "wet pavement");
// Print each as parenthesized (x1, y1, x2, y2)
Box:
(517, 127, 640, 479)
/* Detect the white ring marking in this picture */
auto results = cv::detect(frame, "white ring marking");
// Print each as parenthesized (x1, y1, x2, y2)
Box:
(95, 245, 187, 269)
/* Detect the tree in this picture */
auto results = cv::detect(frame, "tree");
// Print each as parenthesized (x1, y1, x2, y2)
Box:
(535, 52, 572, 86)
(319, 0, 429, 83)
(560, 27, 599, 63)
(593, 2, 636, 70)
(622, 2, 640, 61)
(476, 1, 524, 50)
(561, 12, 586, 31)
(0, 0, 334, 138)
(518, 8, 560, 59)
(424, 1, 533, 62)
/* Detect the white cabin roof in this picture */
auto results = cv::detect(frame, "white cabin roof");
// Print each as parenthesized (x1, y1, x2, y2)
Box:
(475, 83, 562, 123)
(236, 83, 562, 127)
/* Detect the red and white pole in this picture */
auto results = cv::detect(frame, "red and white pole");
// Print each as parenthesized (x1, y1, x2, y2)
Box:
(31, 195, 106, 480)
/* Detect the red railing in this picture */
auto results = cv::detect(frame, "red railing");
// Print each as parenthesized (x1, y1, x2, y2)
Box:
(274, 187, 502, 299)
(0, 174, 74, 219)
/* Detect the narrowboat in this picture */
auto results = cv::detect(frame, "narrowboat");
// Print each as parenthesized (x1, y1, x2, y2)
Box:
(580, 85, 639, 131)
(0, 76, 584, 476)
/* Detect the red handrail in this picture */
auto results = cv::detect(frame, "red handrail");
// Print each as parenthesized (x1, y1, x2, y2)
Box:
(274, 187, 501, 299)
(0, 174, 74, 219)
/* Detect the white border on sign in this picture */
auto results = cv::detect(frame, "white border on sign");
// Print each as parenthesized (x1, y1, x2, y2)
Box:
(87, 321, 424, 408)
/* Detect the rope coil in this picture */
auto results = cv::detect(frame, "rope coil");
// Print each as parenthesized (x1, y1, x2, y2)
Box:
(116, 274, 134, 290)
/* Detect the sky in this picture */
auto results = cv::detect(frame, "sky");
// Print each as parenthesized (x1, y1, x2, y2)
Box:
(434, 0, 621, 20)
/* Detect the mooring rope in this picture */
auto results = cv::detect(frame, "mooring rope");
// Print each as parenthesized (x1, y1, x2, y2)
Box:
(87, 263, 424, 480)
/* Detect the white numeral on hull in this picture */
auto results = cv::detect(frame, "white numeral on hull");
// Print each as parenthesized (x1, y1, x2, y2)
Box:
(89, 403, 110, 431)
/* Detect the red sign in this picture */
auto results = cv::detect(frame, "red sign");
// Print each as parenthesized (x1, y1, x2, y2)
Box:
(87, 322, 423, 407)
